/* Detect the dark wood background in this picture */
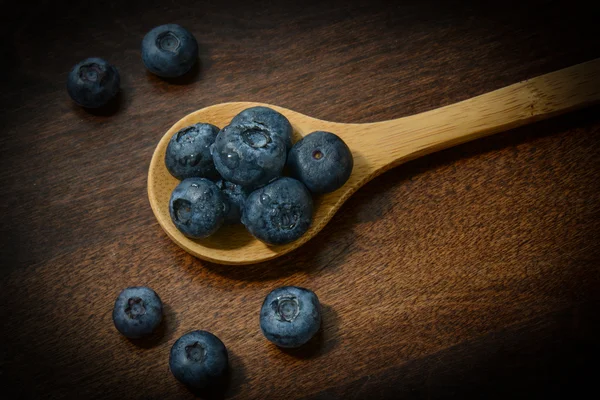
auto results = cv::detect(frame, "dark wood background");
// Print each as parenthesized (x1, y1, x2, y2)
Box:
(1, 0, 599, 399)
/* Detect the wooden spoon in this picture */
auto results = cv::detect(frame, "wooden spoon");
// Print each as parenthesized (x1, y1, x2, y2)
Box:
(148, 58, 600, 265)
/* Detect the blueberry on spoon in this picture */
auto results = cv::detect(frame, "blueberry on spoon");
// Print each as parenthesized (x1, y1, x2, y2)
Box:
(287, 130, 353, 194)
(215, 179, 249, 224)
(230, 106, 294, 150)
(211, 123, 286, 190)
(242, 177, 313, 245)
(165, 123, 220, 180)
(169, 178, 225, 238)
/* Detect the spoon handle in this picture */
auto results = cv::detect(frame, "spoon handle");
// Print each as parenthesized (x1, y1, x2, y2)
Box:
(360, 58, 600, 172)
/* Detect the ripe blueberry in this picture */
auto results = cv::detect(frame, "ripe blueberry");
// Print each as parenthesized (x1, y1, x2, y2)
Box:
(215, 179, 249, 224)
(287, 131, 353, 194)
(169, 330, 229, 389)
(242, 177, 312, 245)
(260, 286, 321, 348)
(142, 24, 198, 78)
(230, 106, 293, 150)
(67, 57, 120, 108)
(165, 123, 220, 180)
(112, 286, 163, 339)
(169, 178, 225, 238)
(211, 124, 286, 190)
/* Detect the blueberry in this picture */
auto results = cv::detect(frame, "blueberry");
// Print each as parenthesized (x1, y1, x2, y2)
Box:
(230, 106, 294, 150)
(241, 177, 312, 245)
(165, 123, 220, 180)
(215, 179, 249, 224)
(287, 131, 353, 194)
(211, 124, 286, 190)
(142, 24, 198, 78)
(67, 57, 120, 108)
(169, 178, 225, 238)
(112, 286, 163, 339)
(169, 330, 229, 389)
(260, 286, 321, 348)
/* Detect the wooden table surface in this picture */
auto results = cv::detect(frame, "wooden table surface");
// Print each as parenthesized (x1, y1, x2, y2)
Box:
(1, 1, 599, 399)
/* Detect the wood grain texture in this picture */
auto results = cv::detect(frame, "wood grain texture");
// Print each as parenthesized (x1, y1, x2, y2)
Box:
(149, 61, 600, 264)
(1, 0, 600, 399)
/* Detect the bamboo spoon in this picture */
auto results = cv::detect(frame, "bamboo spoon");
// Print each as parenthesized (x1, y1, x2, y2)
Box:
(148, 58, 600, 265)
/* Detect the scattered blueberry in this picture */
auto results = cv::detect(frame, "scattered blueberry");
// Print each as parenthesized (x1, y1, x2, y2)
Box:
(170, 330, 229, 389)
(165, 123, 220, 180)
(211, 124, 286, 190)
(169, 178, 225, 238)
(230, 106, 294, 150)
(142, 24, 198, 78)
(215, 179, 249, 224)
(112, 286, 163, 339)
(287, 131, 353, 194)
(242, 177, 312, 245)
(260, 286, 321, 348)
(67, 57, 120, 108)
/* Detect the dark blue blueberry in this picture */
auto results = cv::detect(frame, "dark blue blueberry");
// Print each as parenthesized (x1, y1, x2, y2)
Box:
(169, 330, 229, 389)
(211, 124, 286, 190)
(67, 57, 120, 108)
(169, 178, 225, 238)
(260, 286, 321, 348)
(241, 177, 312, 245)
(142, 24, 198, 78)
(230, 106, 293, 150)
(215, 179, 249, 224)
(112, 286, 163, 339)
(165, 123, 220, 180)
(287, 131, 353, 194)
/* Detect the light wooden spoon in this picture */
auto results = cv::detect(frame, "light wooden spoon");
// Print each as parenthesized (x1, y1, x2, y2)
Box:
(148, 58, 600, 265)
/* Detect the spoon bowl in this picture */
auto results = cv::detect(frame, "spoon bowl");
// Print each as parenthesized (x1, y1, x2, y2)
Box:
(148, 58, 600, 265)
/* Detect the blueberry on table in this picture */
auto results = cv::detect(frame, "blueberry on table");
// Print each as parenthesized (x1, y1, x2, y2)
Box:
(230, 106, 294, 150)
(112, 286, 163, 339)
(242, 177, 312, 245)
(287, 130, 353, 194)
(142, 24, 198, 78)
(165, 123, 220, 180)
(170, 330, 229, 389)
(260, 286, 321, 348)
(211, 124, 286, 190)
(169, 178, 225, 238)
(67, 57, 120, 108)
(215, 179, 249, 224)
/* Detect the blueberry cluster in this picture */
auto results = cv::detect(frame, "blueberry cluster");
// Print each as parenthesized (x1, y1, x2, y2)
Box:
(113, 285, 321, 390)
(66, 23, 354, 247)
(67, 24, 198, 108)
(166, 106, 353, 245)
